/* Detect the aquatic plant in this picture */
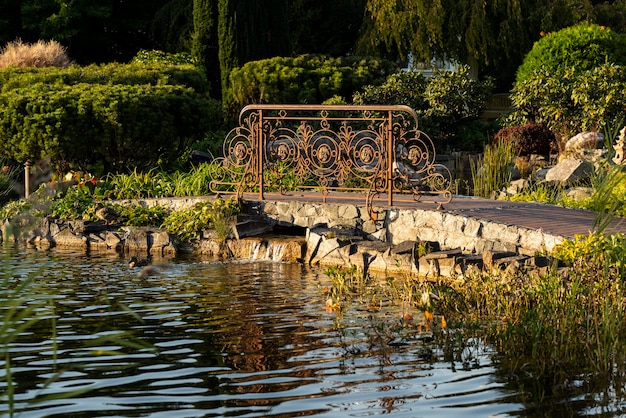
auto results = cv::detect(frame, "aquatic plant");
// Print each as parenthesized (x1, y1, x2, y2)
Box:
(470, 141, 517, 198)
(161, 197, 242, 242)
(322, 227, 626, 404)
(115, 204, 169, 227)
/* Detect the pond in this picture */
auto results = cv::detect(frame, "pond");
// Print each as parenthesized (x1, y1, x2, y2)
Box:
(0, 248, 621, 417)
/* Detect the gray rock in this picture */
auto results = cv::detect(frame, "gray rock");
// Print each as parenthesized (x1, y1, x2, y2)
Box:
(53, 228, 87, 249)
(149, 230, 176, 255)
(231, 217, 274, 239)
(565, 131, 604, 155)
(566, 186, 594, 201)
(545, 158, 593, 186)
(505, 178, 531, 196)
(124, 227, 150, 251)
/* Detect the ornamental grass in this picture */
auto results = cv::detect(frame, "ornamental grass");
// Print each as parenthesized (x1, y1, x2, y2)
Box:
(0, 39, 72, 69)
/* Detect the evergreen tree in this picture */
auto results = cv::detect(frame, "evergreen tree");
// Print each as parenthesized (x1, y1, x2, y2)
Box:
(151, 0, 194, 53)
(192, 0, 220, 98)
(288, 0, 367, 56)
(236, 0, 290, 62)
(0, 0, 24, 45)
(217, 0, 237, 106)
(218, 0, 290, 106)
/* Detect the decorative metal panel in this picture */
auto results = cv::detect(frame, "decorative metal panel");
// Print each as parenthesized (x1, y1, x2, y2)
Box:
(210, 105, 452, 217)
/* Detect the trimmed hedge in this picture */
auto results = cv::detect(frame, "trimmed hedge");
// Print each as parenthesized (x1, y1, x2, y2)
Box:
(0, 62, 220, 175)
(0, 62, 211, 95)
(0, 83, 218, 174)
(226, 54, 398, 115)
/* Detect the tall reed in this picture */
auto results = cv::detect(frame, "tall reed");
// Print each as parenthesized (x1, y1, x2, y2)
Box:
(470, 141, 517, 198)
(0, 251, 51, 415)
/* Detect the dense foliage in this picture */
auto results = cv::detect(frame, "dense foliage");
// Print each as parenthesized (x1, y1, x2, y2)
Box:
(360, 0, 529, 89)
(0, 61, 222, 175)
(226, 54, 398, 117)
(492, 122, 556, 156)
(191, 0, 219, 98)
(515, 23, 626, 85)
(132, 49, 197, 66)
(5, 0, 179, 64)
(0, 61, 210, 95)
(360, 1, 626, 90)
(507, 63, 626, 140)
(353, 66, 496, 151)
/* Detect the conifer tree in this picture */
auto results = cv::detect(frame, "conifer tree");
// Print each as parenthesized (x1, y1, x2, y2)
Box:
(217, 0, 237, 106)
(218, 0, 290, 106)
(191, 0, 220, 98)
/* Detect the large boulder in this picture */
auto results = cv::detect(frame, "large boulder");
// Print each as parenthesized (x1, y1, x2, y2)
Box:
(565, 132, 604, 154)
(545, 158, 593, 186)
(564, 131, 604, 158)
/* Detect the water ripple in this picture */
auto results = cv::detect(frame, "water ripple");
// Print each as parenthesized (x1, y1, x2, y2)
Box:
(0, 250, 545, 417)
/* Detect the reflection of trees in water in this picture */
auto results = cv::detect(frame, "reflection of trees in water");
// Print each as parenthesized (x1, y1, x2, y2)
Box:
(188, 262, 328, 375)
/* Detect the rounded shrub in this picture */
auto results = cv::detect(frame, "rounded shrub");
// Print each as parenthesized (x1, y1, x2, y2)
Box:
(507, 62, 626, 140)
(353, 66, 495, 152)
(492, 122, 556, 156)
(516, 23, 626, 85)
(353, 70, 428, 111)
(226, 54, 397, 113)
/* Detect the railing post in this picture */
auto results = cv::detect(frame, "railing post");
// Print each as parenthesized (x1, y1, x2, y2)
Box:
(387, 110, 393, 207)
(24, 161, 31, 198)
(257, 109, 264, 200)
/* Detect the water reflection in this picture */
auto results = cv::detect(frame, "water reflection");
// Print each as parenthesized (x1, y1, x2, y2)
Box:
(0, 248, 617, 417)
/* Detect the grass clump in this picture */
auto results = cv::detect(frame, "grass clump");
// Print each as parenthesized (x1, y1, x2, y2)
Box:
(321, 229, 626, 398)
(0, 39, 72, 68)
(161, 198, 242, 242)
(470, 141, 517, 198)
(449, 231, 626, 392)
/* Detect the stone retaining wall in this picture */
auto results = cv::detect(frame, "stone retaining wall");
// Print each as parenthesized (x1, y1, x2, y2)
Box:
(247, 199, 564, 255)
(12, 196, 566, 279)
(245, 199, 564, 277)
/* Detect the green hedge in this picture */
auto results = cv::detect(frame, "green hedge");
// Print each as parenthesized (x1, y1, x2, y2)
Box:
(0, 62, 221, 175)
(0, 83, 219, 175)
(0, 62, 211, 95)
(516, 23, 626, 85)
(226, 54, 398, 115)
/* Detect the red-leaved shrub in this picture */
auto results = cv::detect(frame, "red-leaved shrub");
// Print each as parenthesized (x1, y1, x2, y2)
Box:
(492, 122, 556, 156)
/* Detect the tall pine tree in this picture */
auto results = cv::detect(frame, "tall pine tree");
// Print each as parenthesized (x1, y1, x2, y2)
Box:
(217, 0, 236, 107)
(191, 0, 220, 98)
(218, 0, 290, 107)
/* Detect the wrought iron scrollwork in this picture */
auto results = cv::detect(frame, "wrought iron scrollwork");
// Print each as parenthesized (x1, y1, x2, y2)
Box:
(209, 105, 452, 216)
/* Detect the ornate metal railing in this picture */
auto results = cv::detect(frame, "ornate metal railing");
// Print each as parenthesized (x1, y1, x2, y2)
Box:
(209, 104, 452, 216)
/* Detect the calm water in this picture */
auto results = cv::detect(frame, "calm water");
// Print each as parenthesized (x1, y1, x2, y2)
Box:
(0, 248, 619, 417)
